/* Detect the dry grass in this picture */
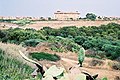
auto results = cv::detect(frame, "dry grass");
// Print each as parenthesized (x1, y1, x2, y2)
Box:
(1, 20, 120, 30)
(0, 42, 35, 68)
(27, 20, 120, 30)
(0, 42, 26, 58)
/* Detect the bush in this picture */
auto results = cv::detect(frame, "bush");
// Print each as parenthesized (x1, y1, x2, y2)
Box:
(47, 36, 81, 52)
(86, 13, 97, 21)
(30, 52, 60, 61)
(74, 36, 87, 45)
(78, 47, 85, 67)
(12, 19, 32, 26)
(51, 46, 64, 52)
(22, 39, 44, 47)
(102, 44, 120, 59)
(102, 77, 108, 80)
(0, 28, 46, 44)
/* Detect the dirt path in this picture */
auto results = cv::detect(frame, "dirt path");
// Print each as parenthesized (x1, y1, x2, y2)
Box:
(61, 58, 120, 80)
(27, 45, 120, 80)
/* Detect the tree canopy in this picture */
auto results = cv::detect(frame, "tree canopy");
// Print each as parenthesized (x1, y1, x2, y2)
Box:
(86, 13, 97, 21)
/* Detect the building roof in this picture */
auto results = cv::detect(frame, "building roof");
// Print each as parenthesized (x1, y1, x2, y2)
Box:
(54, 11, 80, 14)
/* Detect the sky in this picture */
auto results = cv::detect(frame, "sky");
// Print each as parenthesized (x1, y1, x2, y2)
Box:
(0, 0, 120, 18)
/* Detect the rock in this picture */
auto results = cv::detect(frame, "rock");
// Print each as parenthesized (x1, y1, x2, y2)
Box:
(114, 76, 120, 80)
(116, 57, 120, 62)
(89, 59, 103, 66)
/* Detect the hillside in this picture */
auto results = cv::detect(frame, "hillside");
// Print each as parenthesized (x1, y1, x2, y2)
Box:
(0, 42, 35, 80)
(26, 43, 120, 80)
(0, 23, 120, 80)
(0, 42, 119, 80)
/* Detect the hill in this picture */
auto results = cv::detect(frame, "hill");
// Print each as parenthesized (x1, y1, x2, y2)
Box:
(0, 23, 120, 80)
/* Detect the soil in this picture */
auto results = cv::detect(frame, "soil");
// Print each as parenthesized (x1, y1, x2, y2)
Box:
(26, 44, 120, 80)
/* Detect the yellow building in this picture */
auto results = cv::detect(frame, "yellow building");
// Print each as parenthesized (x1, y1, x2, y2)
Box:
(54, 11, 80, 20)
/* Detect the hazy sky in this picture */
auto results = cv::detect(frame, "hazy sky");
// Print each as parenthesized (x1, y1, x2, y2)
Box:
(0, 0, 120, 17)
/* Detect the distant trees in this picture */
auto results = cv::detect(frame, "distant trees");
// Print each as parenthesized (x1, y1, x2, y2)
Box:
(12, 19, 32, 26)
(48, 17, 52, 20)
(86, 13, 97, 21)
(0, 19, 16, 23)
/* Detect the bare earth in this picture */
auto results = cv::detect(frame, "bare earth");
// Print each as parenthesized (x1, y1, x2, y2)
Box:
(1, 20, 120, 30)
(27, 45, 120, 80)
(27, 20, 120, 29)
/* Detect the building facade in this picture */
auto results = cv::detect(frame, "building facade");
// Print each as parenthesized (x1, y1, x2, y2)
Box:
(54, 11, 80, 20)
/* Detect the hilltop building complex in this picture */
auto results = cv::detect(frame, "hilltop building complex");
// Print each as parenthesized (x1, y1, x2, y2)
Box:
(54, 11, 80, 20)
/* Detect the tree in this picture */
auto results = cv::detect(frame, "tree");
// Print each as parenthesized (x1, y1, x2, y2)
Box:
(12, 19, 31, 26)
(48, 17, 52, 20)
(70, 18, 73, 21)
(74, 36, 87, 45)
(86, 13, 97, 21)
(78, 47, 85, 67)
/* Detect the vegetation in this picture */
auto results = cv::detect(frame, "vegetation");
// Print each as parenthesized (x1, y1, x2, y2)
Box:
(0, 23, 120, 60)
(1, 20, 120, 79)
(86, 13, 97, 21)
(0, 28, 46, 44)
(78, 47, 85, 67)
(42, 23, 120, 60)
(30, 52, 60, 61)
(22, 39, 44, 47)
(102, 77, 108, 80)
(0, 18, 32, 26)
(0, 19, 17, 23)
(47, 36, 81, 52)
(12, 19, 32, 26)
(0, 49, 34, 80)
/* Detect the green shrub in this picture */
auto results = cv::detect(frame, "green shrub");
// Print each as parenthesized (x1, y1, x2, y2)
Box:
(0, 19, 16, 23)
(22, 39, 44, 47)
(12, 19, 32, 26)
(0, 28, 46, 44)
(102, 44, 120, 59)
(102, 77, 108, 80)
(86, 13, 97, 21)
(78, 47, 85, 67)
(30, 52, 60, 61)
(51, 46, 64, 52)
(47, 36, 81, 52)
